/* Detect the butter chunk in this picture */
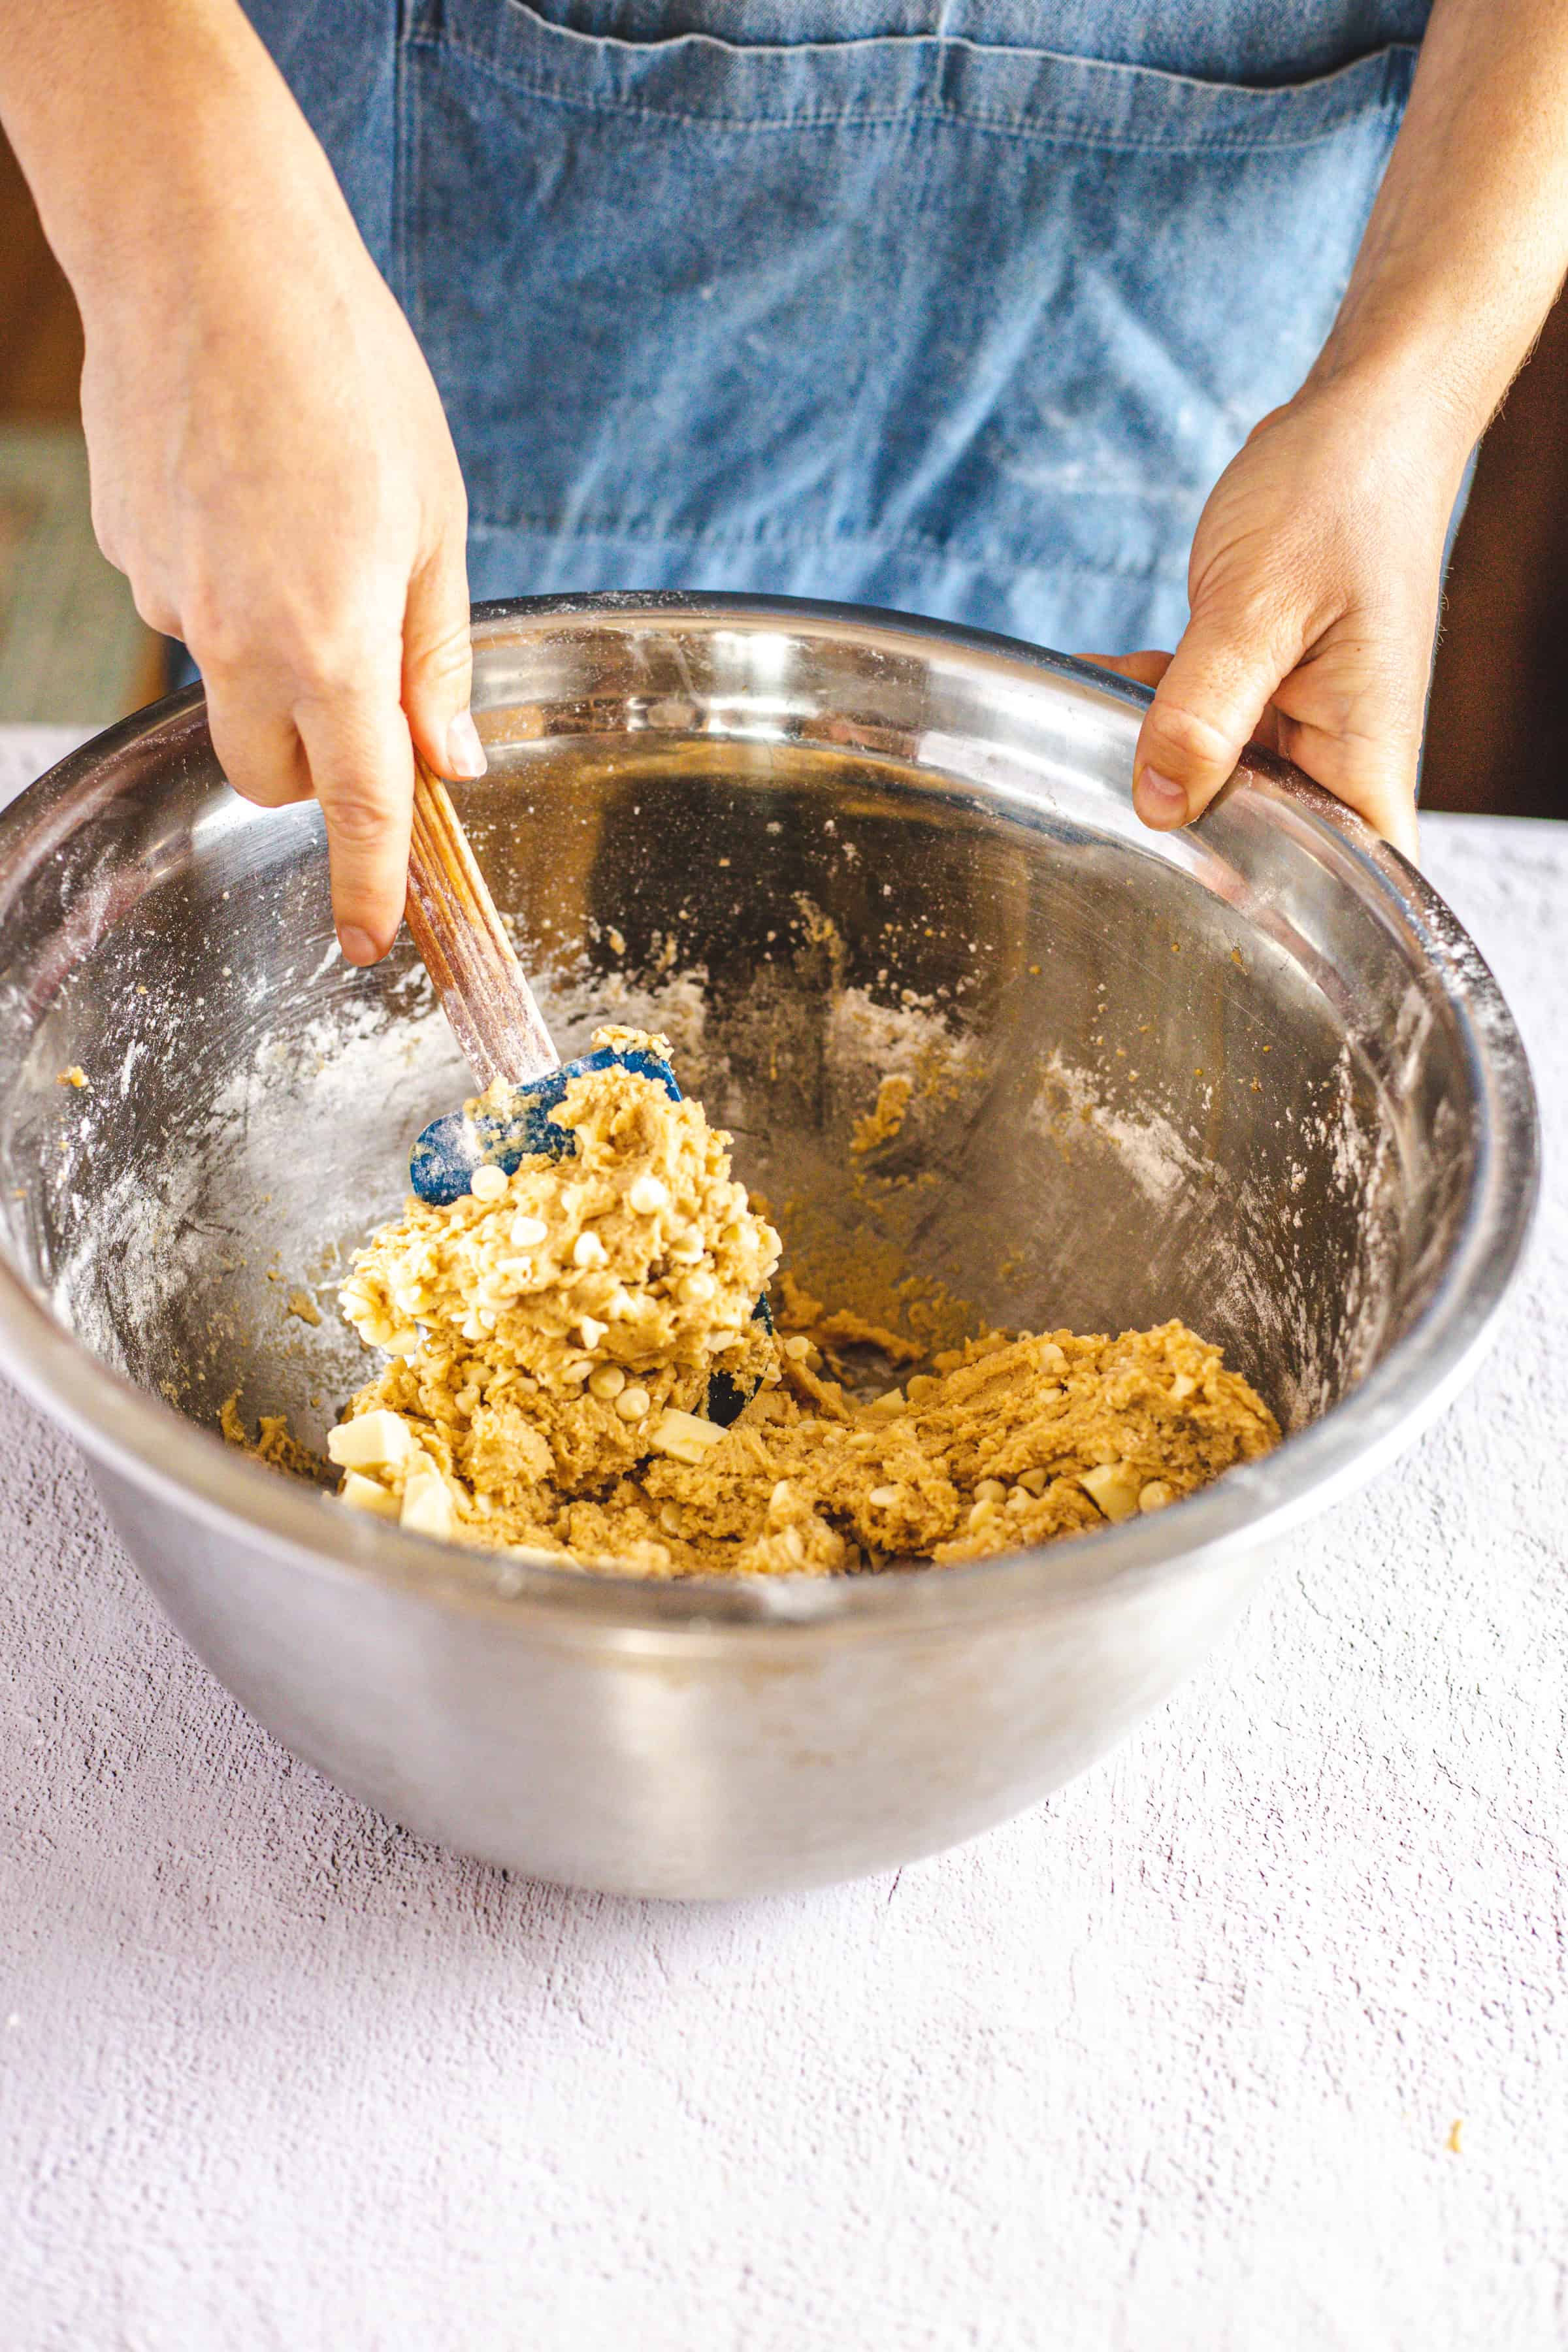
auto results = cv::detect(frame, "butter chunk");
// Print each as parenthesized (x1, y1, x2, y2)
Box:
(649, 1407, 727, 1465)
(327, 1409, 416, 1473)
(338, 1471, 399, 1520)
(400, 1460, 454, 1540)
(1078, 1462, 1144, 1524)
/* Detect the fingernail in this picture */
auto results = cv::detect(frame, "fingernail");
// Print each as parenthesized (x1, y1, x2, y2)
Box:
(1135, 767, 1188, 826)
(339, 926, 378, 966)
(446, 710, 487, 780)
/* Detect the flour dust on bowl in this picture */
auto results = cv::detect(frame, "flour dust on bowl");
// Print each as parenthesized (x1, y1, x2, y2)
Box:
(0, 596, 1539, 1897)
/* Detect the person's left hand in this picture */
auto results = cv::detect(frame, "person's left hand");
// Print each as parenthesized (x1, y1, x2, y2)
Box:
(1086, 379, 1473, 863)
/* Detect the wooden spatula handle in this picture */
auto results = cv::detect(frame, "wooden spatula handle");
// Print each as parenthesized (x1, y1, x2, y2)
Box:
(404, 753, 558, 1093)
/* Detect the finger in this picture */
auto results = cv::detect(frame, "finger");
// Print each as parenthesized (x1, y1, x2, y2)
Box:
(1132, 603, 1291, 832)
(1269, 679, 1422, 862)
(204, 676, 314, 809)
(294, 692, 415, 964)
(127, 576, 182, 640)
(1081, 649, 1174, 691)
(402, 521, 483, 784)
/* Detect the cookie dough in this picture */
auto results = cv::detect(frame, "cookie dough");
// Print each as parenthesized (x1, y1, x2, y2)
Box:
(327, 1030, 1279, 1576)
(851, 1073, 913, 1154)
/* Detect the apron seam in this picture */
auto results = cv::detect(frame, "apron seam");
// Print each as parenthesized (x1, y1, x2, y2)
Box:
(394, 14, 421, 334)
(467, 515, 1188, 583)
(831, 112, 943, 551)
(419, 37, 1412, 151)
(427, 14, 1409, 91)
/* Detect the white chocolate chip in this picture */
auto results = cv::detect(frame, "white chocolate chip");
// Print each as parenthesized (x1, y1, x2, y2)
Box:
(615, 1386, 651, 1421)
(510, 1213, 548, 1248)
(1139, 1480, 1174, 1513)
(867, 1484, 900, 1508)
(469, 1164, 508, 1202)
(577, 1317, 608, 1350)
(572, 1230, 608, 1268)
(628, 1174, 670, 1215)
(678, 1270, 716, 1305)
(783, 1335, 811, 1361)
(589, 1364, 627, 1399)
(974, 1478, 1007, 1504)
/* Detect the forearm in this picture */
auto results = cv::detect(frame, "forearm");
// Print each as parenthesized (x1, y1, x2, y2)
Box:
(0, 0, 344, 320)
(1307, 0, 1568, 461)
(1, 0, 477, 961)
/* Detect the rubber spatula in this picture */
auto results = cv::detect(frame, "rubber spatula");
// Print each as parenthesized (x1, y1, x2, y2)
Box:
(403, 754, 681, 1204)
(399, 758, 765, 1421)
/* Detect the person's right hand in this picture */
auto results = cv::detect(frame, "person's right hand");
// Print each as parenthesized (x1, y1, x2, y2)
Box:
(76, 74, 478, 964)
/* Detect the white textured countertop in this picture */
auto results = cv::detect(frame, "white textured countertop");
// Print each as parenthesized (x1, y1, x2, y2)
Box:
(1, 727, 1564, 2351)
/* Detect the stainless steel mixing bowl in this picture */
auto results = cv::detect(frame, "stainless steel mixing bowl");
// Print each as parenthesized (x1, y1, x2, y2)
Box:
(0, 596, 1539, 1897)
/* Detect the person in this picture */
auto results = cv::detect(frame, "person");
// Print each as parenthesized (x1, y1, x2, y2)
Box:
(3, 3, 1565, 968)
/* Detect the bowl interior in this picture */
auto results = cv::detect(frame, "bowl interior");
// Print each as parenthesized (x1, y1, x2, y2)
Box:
(0, 606, 1484, 1508)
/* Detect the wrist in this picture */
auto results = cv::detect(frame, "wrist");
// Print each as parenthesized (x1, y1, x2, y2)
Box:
(1294, 344, 1481, 494)
(4, 0, 330, 324)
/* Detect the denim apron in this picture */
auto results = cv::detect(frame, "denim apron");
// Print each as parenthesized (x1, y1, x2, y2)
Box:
(246, 1, 1431, 652)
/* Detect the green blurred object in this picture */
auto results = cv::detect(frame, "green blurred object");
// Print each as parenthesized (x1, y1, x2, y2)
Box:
(0, 423, 159, 725)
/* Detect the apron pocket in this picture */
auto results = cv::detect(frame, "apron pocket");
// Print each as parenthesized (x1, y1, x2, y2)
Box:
(400, 3, 1417, 638)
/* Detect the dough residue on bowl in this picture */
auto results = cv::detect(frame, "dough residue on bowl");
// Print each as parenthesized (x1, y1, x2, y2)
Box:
(320, 1030, 1279, 1577)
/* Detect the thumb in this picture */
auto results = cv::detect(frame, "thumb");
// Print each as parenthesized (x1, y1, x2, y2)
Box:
(402, 533, 485, 783)
(1131, 600, 1288, 832)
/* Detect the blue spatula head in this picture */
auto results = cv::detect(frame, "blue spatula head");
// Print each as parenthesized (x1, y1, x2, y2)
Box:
(410, 1043, 683, 1207)
(707, 1292, 774, 1428)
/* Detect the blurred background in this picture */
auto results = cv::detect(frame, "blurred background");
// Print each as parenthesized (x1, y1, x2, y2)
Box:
(3, 127, 1563, 817)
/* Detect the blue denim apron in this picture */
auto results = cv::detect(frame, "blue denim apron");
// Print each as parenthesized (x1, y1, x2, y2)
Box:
(246, 1, 1431, 652)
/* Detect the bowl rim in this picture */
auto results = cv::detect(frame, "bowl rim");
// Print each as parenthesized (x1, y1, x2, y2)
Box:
(0, 591, 1541, 1635)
